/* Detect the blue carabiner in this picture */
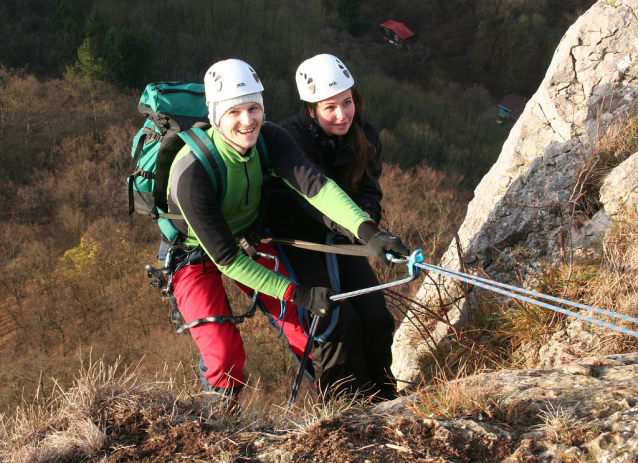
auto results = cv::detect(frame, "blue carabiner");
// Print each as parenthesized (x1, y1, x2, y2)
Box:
(408, 249, 424, 277)
(385, 249, 424, 277)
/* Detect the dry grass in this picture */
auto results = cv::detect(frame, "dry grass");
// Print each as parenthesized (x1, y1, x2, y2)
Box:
(418, 208, 638, 382)
(0, 356, 280, 462)
(2, 356, 378, 462)
(0, 358, 131, 462)
(284, 382, 375, 436)
(535, 403, 580, 439)
(531, 207, 638, 355)
(405, 370, 532, 426)
(534, 403, 600, 445)
(408, 114, 638, 399)
(584, 113, 638, 207)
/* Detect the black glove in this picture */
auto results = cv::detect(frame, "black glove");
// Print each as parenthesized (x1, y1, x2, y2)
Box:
(291, 285, 338, 318)
(359, 222, 411, 267)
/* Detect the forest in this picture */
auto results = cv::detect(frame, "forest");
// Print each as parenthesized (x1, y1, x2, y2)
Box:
(0, 0, 596, 413)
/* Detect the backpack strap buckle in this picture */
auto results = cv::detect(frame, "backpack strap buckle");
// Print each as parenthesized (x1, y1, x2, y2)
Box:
(238, 236, 258, 260)
(143, 127, 163, 144)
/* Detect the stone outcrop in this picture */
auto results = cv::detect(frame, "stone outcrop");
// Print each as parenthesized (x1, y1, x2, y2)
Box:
(392, 0, 638, 384)
(601, 151, 638, 216)
(377, 352, 638, 463)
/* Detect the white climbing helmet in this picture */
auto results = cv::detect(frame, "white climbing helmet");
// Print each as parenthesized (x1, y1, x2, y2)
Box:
(295, 54, 355, 103)
(204, 59, 265, 127)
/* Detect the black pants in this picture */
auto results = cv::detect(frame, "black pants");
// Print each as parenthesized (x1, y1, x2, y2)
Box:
(283, 246, 397, 400)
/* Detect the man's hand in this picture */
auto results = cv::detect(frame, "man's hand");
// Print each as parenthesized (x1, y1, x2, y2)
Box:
(358, 222, 410, 267)
(290, 285, 338, 317)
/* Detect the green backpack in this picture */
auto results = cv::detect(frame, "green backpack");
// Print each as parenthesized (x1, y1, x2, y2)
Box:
(127, 81, 269, 241)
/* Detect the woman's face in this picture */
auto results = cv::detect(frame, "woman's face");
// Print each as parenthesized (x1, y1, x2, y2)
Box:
(310, 89, 355, 137)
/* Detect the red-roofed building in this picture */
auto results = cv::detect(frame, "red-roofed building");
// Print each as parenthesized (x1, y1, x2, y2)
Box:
(380, 20, 416, 49)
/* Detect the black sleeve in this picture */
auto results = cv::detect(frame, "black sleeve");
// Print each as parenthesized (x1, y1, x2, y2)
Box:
(261, 122, 328, 199)
(172, 156, 239, 266)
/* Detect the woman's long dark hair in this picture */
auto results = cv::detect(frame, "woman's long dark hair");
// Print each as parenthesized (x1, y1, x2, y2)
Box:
(303, 86, 375, 192)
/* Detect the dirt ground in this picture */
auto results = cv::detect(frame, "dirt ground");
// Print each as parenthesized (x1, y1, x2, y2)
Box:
(100, 408, 517, 463)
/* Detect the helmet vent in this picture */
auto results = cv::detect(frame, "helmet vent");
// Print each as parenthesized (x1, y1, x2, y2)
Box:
(343, 70, 350, 78)
(308, 84, 316, 94)
(253, 73, 260, 83)
(214, 73, 223, 92)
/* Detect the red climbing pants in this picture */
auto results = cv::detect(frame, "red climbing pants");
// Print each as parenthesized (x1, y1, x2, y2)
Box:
(171, 243, 310, 392)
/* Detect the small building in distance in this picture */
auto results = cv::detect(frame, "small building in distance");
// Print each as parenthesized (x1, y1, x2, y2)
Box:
(380, 20, 416, 49)
(498, 94, 527, 120)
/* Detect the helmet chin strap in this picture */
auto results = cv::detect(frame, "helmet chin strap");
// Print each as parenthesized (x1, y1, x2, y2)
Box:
(215, 125, 248, 155)
(308, 108, 324, 133)
(215, 122, 265, 156)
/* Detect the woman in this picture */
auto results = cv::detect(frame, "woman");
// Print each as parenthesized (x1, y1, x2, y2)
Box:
(264, 54, 397, 400)
(162, 58, 408, 410)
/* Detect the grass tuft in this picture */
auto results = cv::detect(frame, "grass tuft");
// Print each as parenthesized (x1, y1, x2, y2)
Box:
(406, 371, 532, 426)
(284, 381, 374, 435)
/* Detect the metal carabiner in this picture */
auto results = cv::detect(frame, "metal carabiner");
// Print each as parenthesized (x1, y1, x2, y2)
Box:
(330, 249, 425, 301)
(256, 251, 280, 273)
(386, 249, 424, 277)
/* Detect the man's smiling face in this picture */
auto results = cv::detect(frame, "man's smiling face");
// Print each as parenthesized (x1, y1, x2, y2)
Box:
(218, 102, 264, 154)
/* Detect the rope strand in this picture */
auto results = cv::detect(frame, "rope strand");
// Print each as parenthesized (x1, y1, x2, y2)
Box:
(415, 262, 638, 338)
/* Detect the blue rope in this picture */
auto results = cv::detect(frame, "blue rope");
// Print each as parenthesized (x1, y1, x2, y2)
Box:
(330, 250, 424, 301)
(419, 263, 638, 326)
(271, 238, 336, 341)
(415, 262, 638, 338)
(312, 247, 637, 339)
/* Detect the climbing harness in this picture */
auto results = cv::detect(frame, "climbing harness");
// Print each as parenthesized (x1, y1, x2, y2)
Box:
(414, 262, 638, 339)
(146, 243, 280, 333)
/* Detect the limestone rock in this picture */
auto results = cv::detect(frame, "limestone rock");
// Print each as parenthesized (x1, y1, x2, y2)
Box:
(377, 352, 638, 462)
(600, 151, 638, 216)
(392, 0, 638, 384)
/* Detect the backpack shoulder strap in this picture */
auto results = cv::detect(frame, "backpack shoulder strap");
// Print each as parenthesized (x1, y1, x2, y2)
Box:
(177, 128, 227, 203)
(256, 132, 270, 174)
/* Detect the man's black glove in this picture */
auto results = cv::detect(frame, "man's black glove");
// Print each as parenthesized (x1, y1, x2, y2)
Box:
(291, 285, 338, 318)
(358, 222, 411, 267)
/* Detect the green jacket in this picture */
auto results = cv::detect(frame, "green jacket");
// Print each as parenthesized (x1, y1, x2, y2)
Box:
(167, 122, 369, 299)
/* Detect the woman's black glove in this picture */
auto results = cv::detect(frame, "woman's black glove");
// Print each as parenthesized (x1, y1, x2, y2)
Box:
(358, 222, 411, 267)
(291, 285, 338, 318)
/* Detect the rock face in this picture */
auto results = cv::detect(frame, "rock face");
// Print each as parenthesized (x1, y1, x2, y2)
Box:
(601, 151, 638, 217)
(376, 353, 638, 463)
(392, 0, 638, 383)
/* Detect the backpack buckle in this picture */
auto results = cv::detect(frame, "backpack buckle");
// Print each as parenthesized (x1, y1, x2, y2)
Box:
(238, 236, 258, 260)
(238, 231, 261, 260)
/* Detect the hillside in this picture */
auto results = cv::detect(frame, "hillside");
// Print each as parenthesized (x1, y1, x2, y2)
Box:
(3, 0, 638, 461)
